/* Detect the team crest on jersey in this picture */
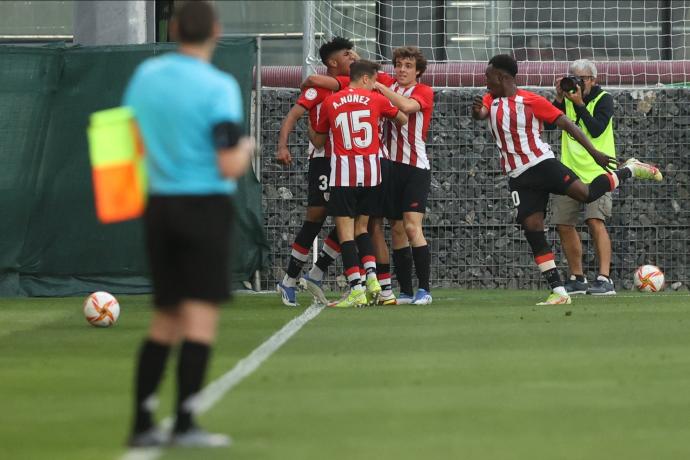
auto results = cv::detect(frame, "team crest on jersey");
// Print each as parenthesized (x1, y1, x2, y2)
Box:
(305, 88, 318, 100)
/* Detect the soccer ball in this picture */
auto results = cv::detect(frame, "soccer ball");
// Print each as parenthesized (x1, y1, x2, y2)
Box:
(633, 265, 665, 292)
(83, 291, 120, 327)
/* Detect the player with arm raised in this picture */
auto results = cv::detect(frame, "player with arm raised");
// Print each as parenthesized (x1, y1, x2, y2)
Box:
(472, 54, 662, 305)
(302, 63, 399, 306)
(311, 60, 408, 307)
(374, 46, 434, 305)
(275, 37, 355, 307)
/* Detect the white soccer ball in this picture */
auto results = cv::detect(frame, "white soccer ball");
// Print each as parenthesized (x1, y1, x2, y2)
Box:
(633, 265, 665, 292)
(83, 291, 120, 327)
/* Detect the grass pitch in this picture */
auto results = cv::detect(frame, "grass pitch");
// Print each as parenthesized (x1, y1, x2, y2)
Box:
(1, 290, 689, 460)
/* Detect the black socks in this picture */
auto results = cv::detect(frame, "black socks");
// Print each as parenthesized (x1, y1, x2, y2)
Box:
(587, 168, 632, 203)
(314, 228, 340, 274)
(286, 220, 323, 279)
(355, 233, 376, 276)
(133, 339, 170, 433)
(341, 240, 361, 288)
(393, 247, 414, 296)
(543, 267, 564, 290)
(412, 245, 431, 291)
(173, 341, 211, 433)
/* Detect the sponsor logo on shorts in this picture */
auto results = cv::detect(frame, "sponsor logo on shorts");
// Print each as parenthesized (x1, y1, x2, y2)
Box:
(564, 174, 570, 183)
(323, 192, 330, 202)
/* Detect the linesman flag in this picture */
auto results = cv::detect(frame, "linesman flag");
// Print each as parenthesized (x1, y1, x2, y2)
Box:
(87, 107, 146, 223)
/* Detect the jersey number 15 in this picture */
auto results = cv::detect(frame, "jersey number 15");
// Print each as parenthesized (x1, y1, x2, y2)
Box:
(334, 109, 372, 149)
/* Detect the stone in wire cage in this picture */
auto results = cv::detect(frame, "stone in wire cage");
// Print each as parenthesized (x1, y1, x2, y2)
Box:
(260, 87, 689, 290)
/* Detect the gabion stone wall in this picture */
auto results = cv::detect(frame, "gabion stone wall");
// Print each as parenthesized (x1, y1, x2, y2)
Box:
(260, 88, 690, 291)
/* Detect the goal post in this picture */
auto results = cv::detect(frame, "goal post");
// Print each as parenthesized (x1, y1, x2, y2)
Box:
(302, 0, 318, 80)
(305, 0, 690, 87)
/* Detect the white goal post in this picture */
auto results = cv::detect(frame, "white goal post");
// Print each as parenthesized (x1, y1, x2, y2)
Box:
(303, 0, 690, 88)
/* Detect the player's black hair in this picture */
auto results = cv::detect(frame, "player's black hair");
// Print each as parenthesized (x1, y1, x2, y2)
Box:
(349, 59, 380, 81)
(174, 1, 217, 44)
(488, 54, 518, 77)
(319, 37, 354, 65)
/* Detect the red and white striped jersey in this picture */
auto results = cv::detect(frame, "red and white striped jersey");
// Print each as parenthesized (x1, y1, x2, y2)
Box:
(384, 83, 434, 170)
(482, 89, 563, 177)
(375, 73, 396, 160)
(331, 153, 383, 188)
(296, 75, 350, 159)
(315, 87, 400, 187)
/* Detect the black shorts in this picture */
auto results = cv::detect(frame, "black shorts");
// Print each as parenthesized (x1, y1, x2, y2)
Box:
(144, 195, 234, 308)
(307, 157, 331, 207)
(508, 158, 579, 224)
(328, 185, 383, 218)
(386, 161, 432, 220)
(368, 158, 391, 218)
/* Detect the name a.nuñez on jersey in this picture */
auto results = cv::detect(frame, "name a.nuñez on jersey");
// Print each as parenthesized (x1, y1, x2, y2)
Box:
(332, 93, 370, 109)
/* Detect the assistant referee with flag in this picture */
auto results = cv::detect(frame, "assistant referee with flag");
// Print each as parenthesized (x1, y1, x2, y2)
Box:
(123, 1, 253, 447)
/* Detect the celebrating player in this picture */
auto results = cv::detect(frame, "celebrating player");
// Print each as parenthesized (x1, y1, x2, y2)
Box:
(311, 60, 408, 307)
(300, 61, 405, 306)
(275, 37, 356, 307)
(374, 46, 434, 305)
(472, 54, 662, 305)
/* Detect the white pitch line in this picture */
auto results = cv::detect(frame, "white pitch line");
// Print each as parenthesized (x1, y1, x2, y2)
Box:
(595, 293, 690, 298)
(194, 303, 324, 413)
(434, 293, 690, 302)
(120, 303, 325, 460)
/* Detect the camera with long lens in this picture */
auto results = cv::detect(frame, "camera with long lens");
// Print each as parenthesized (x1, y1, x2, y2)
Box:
(560, 75, 585, 94)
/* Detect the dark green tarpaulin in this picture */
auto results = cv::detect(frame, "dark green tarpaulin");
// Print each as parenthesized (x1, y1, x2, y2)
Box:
(0, 38, 268, 296)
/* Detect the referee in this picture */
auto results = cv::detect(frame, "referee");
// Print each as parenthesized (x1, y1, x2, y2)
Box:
(124, 1, 253, 447)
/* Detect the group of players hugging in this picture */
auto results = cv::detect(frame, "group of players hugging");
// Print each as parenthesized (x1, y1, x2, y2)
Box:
(275, 37, 662, 308)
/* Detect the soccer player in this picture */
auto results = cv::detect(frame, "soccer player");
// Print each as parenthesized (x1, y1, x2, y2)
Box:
(374, 46, 434, 305)
(471, 54, 662, 305)
(124, 1, 254, 447)
(276, 37, 356, 307)
(301, 66, 401, 306)
(311, 60, 408, 307)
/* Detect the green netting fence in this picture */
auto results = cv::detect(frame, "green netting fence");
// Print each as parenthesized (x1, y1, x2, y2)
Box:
(0, 38, 268, 296)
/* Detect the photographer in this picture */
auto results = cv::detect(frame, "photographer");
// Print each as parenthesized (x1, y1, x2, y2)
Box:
(551, 59, 617, 295)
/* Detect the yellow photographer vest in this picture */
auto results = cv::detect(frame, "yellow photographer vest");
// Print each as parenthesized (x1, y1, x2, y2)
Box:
(562, 91, 615, 184)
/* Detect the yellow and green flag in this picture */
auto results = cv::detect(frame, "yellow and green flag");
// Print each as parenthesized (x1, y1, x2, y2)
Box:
(87, 107, 146, 224)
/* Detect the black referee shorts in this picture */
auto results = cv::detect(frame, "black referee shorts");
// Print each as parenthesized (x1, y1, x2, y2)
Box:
(144, 195, 234, 309)
(508, 158, 579, 224)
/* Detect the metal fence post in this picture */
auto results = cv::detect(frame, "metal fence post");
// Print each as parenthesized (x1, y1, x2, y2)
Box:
(302, 1, 317, 79)
(302, 3, 320, 262)
(489, 0, 498, 57)
(255, 36, 262, 182)
(253, 35, 263, 292)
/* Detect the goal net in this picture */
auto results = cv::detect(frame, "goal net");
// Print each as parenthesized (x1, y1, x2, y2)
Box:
(306, 0, 690, 87)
